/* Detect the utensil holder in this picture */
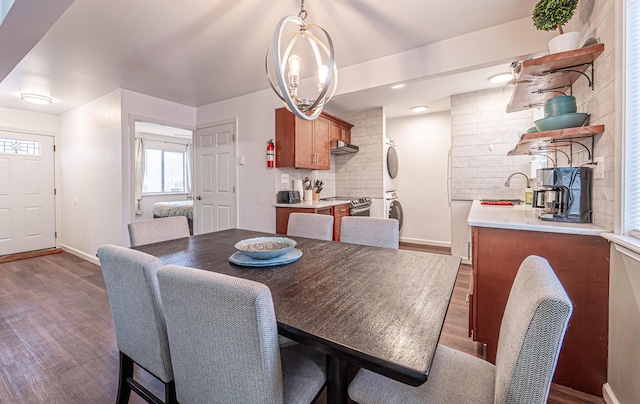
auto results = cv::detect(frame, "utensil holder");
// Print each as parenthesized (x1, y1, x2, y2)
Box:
(312, 187, 320, 201)
(304, 189, 313, 202)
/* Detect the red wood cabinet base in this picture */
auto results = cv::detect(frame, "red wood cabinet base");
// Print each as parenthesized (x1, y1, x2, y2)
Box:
(470, 226, 608, 397)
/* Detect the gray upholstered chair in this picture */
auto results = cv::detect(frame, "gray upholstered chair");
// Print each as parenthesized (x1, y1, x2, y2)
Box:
(96, 244, 176, 404)
(287, 212, 334, 241)
(157, 265, 327, 404)
(348, 255, 573, 404)
(128, 216, 190, 247)
(340, 216, 399, 249)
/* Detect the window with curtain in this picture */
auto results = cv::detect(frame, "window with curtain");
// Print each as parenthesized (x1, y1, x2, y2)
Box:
(142, 148, 188, 194)
(625, 0, 640, 238)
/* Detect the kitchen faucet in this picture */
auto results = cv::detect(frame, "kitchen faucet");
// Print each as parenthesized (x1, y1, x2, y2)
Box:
(505, 172, 532, 188)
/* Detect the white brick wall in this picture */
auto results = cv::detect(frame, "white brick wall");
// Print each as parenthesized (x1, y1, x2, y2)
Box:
(451, 86, 535, 201)
(335, 107, 385, 198)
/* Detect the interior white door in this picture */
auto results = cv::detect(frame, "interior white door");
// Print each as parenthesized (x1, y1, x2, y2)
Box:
(194, 121, 237, 234)
(0, 133, 55, 255)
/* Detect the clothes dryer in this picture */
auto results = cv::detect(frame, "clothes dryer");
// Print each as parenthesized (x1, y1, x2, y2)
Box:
(385, 191, 403, 232)
(384, 138, 398, 192)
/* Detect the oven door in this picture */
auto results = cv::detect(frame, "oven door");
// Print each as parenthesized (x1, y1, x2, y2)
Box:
(350, 205, 371, 217)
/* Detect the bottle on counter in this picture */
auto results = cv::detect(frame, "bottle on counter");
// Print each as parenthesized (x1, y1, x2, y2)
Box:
(525, 187, 533, 205)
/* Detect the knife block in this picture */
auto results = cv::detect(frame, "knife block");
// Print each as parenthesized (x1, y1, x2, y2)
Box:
(312, 187, 320, 201)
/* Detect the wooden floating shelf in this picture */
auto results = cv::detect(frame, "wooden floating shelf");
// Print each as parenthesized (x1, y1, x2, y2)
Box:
(507, 125, 605, 156)
(507, 43, 605, 113)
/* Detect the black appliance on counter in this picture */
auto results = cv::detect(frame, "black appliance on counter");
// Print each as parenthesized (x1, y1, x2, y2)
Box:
(532, 167, 592, 223)
(277, 191, 300, 204)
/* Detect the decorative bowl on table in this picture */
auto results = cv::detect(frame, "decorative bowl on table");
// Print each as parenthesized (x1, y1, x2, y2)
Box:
(534, 112, 588, 132)
(234, 237, 297, 260)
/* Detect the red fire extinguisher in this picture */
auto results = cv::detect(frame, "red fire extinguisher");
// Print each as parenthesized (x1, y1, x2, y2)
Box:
(266, 139, 275, 168)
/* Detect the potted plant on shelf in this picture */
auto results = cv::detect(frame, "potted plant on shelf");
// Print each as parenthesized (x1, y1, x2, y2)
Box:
(533, 0, 580, 54)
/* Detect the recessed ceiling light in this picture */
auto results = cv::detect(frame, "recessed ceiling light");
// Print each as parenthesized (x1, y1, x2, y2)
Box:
(391, 83, 406, 89)
(488, 73, 514, 84)
(20, 93, 52, 104)
(411, 106, 428, 113)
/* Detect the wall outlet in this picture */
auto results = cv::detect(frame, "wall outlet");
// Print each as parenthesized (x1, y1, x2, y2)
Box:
(594, 156, 605, 179)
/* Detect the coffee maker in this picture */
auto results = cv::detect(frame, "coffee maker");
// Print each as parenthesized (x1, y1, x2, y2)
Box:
(532, 167, 592, 223)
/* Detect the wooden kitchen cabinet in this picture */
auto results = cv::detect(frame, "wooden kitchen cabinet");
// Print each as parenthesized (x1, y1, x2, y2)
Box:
(470, 226, 609, 396)
(275, 108, 353, 170)
(330, 119, 351, 143)
(275, 204, 349, 242)
(275, 108, 330, 170)
(332, 203, 349, 242)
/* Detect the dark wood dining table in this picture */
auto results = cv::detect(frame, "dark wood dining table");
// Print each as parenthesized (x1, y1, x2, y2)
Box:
(135, 229, 460, 404)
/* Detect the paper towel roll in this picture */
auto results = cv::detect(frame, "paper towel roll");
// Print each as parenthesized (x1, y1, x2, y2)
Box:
(293, 180, 304, 195)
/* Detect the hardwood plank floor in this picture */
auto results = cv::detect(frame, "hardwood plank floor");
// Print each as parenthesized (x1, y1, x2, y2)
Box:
(0, 250, 603, 403)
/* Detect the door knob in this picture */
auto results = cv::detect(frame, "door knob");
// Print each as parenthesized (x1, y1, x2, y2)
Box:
(196, 196, 202, 200)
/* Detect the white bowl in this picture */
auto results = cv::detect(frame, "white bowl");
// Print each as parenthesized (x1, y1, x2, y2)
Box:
(234, 237, 297, 260)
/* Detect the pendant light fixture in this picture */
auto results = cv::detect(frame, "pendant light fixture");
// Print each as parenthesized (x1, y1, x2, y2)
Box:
(266, 0, 337, 120)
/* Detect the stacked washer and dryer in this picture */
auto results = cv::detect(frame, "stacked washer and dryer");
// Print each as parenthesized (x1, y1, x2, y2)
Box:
(384, 138, 403, 231)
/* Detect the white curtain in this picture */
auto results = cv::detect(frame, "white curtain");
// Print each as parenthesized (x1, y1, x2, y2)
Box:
(186, 143, 192, 199)
(134, 137, 145, 215)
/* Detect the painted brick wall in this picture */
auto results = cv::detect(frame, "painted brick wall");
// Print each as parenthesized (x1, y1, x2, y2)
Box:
(335, 107, 385, 198)
(451, 86, 535, 201)
(567, 0, 616, 230)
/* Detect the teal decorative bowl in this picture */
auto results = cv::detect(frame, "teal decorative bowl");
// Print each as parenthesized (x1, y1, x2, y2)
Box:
(234, 237, 297, 260)
(544, 96, 577, 117)
(534, 113, 588, 132)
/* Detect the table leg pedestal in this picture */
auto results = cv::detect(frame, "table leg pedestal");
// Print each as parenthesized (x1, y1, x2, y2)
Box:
(326, 355, 349, 404)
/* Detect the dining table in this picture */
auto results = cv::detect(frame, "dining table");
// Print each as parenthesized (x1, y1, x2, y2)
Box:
(134, 228, 461, 404)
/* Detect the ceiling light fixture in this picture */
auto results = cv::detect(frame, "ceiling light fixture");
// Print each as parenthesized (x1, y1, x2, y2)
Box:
(266, 0, 337, 121)
(20, 93, 52, 104)
(411, 106, 428, 113)
(391, 84, 406, 89)
(488, 72, 514, 84)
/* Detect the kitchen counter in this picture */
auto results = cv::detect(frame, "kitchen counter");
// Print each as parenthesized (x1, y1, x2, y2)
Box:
(273, 200, 349, 209)
(467, 200, 610, 236)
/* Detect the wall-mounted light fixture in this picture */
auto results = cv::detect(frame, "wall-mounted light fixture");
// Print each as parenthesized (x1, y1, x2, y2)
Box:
(20, 93, 52, 104)
(411, 106, 428, 113)
(266, 0, 337, 121)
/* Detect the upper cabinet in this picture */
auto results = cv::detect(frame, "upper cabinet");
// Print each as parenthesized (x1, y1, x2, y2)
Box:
(275, 108, 353, 170)
(506, 44, 605, 158)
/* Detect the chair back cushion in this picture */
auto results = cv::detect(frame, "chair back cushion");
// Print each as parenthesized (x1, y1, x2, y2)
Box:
(158, 265, 283, 404)
(128, 216, 190, 247)
(97, 244, 173, 382)
(494, 255, 573, 403)
(287, 213, 334, 241)
(340, 217, 399, 249)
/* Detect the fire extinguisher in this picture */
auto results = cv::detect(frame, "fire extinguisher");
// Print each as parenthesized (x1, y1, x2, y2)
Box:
(266, 139, 275, 168)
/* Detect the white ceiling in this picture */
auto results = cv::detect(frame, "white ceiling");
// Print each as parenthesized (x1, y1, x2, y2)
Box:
(0, 0, 539, 117)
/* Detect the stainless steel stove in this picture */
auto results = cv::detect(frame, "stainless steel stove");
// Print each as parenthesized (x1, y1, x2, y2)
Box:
(322, 197, 371, 216)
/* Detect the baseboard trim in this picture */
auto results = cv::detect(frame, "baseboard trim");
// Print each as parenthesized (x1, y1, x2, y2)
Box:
(60, 244, 100, 266)
(398, 237, 451, 248)
(603, 383, 620, 404)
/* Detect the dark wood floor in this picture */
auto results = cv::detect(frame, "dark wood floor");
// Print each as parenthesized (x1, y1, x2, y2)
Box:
(0, 247, 604, 403)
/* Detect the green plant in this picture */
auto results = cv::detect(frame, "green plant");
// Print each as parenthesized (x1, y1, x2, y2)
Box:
(532, 0, 579, 34)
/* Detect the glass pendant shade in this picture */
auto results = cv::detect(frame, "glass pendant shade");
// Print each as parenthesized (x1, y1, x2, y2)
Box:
(266, 14, 337, 120)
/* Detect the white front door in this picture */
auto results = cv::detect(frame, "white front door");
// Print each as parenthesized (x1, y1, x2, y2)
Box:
(194, 121, 237, 234)
(0, 133, 55, 255)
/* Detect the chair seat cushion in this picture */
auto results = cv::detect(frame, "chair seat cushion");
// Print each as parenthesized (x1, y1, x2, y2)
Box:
(281, 345, 326, 404)
(348, 344, 495, 404)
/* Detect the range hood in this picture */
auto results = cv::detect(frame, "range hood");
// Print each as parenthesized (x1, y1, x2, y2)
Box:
(331, 139, 359, 154)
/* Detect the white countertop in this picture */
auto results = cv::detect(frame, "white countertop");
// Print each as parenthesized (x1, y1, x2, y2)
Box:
(467, 200, 610, 236)
(273, 200, 350, 209)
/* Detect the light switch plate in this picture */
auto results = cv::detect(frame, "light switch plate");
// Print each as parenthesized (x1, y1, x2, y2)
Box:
(594, 156, 604, 179)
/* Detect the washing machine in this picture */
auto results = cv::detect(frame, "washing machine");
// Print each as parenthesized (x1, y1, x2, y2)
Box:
(385, 191, 403, 232)
(384, 138, 398, 192)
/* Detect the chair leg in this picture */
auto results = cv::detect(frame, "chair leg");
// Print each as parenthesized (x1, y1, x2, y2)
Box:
(165, 380, 177, 404)
(117, 352, 134, 404)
